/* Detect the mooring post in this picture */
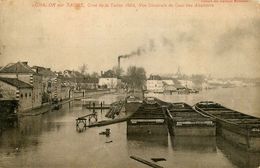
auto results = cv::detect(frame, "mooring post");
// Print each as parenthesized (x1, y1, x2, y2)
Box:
(93, 102, 96, 113)
(84, 120, 86, 128)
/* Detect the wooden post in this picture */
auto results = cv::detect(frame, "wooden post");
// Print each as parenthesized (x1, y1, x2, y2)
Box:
(93, 102, 95, 113)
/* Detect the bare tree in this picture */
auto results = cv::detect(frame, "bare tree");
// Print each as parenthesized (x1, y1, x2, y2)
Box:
(112, 66, 124, 77)
(125, 66, 146, 90)
(90, 72, 99, 78)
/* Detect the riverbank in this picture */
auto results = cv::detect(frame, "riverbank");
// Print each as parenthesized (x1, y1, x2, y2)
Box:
(19, 89, 118, 117)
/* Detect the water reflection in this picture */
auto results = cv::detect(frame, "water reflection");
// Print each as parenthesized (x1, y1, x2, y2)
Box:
(127, 134, 168, 147)
(217, 136, 260, 168)
(0, 103, 73, 156)
(171, 136, 217, 153)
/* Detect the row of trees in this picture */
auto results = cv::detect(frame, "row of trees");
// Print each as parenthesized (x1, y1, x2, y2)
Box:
(78, 64, 147, 90)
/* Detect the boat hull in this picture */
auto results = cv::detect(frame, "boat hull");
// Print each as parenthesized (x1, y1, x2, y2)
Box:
(126, 97, 168, 136)
(127, 122, 168, 136)
(217, 118, 260, 151)
(194, 102, 260, 152)
(125, 102, 142, 114)
(173, 126, 216, 136)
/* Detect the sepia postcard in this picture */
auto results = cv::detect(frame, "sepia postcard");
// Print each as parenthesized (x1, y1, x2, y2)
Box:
(0, 0, 260, 168)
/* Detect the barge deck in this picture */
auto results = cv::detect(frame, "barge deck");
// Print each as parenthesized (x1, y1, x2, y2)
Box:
(167, 102, 216, 136)
(127, 97, 168, 136)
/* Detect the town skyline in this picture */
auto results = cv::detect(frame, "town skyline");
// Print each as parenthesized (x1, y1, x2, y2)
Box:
(1, 1, 260, 78)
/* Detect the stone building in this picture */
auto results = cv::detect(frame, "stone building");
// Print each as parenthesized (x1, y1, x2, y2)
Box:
(0, 61, 42, 109)
(0, 77, 33, 111)
(31, 66, 63, 101)
(146, 75, 164, 93)
(99, 70, 120, 89)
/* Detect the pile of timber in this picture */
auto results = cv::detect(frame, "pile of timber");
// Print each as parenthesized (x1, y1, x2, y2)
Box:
(105, 101, 124, 119)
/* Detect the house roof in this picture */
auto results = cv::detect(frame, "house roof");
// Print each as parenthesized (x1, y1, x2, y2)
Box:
(76, 77, 99, 83)
(0, 77, 33, 89)
(148, 75, 161, 80)
(101, 70, 116, 78)
(32, 66, 56, 77)
(0, 61, 36, 74)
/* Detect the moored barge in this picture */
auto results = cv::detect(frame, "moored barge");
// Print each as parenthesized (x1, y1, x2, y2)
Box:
(194, 101, 260, 152)
(127, 97, 168, 136)
(167, 102, 216, 136)
(125, 95, 143, 115)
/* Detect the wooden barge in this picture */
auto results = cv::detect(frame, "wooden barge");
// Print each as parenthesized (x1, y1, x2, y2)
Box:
(127, 97, 168, 136)
(217, 137, 260, 168)
(125, 95, 143, 115)
(194, 101, 260, 152)
(166, 102, 216, 136)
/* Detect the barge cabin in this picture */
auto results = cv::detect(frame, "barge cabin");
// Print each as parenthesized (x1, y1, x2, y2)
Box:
(167, 102, 216, 136)
(127, 97, 168, 136)
(194, 101, 260, 152)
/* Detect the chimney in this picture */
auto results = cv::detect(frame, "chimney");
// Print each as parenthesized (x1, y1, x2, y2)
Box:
(101, 71, 103, 77)
(118, 56, 120, 70)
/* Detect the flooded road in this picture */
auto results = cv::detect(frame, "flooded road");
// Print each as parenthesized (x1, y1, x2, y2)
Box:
(0, 87, 260, 168)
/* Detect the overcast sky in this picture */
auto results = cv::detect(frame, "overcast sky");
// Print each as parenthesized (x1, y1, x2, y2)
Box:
(0, 0, 259, 78)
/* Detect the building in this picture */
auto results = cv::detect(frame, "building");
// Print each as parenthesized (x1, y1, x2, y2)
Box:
(98, 78, 120, 89)
(61, 83, 71, 100)
(32, 66, 63, 102)
(146, 75, 164, 93)
(178, 80, 194, 89)
(76, 77, 99, 90)
(0, 77, 33, 111)
(0, 61, 42, 108)
(98, 70, 120, 89)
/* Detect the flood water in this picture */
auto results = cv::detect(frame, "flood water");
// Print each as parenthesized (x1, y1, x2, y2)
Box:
(0, 87, 260, 168)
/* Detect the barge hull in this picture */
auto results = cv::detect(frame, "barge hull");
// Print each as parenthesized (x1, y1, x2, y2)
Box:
(174, 126, 216, 136)
(167, 103, 216, 137)
(127, 123, 168, 136)
(194, 102, 260, 152)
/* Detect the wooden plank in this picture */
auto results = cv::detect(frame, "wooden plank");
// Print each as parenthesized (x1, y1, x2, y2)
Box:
(86, 106, 110, 109)
(130, 156, 163, 168)
(88, 117, 128, 127)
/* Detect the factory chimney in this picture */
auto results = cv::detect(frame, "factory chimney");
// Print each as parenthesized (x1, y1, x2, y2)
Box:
(118, 56, 121, 70)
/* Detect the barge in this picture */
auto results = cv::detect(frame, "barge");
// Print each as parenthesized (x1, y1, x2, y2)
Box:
(167, 102, 216, 136)
(194, 101, 260, 152)
(125, 95, 143, 115)
(127, 97, 168, 136)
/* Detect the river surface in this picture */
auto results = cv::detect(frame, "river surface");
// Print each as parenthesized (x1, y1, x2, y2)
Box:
(0, 87, 260, 168)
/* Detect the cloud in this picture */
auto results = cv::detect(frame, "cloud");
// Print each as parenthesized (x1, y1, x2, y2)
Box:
(215, 18, 260, 56)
